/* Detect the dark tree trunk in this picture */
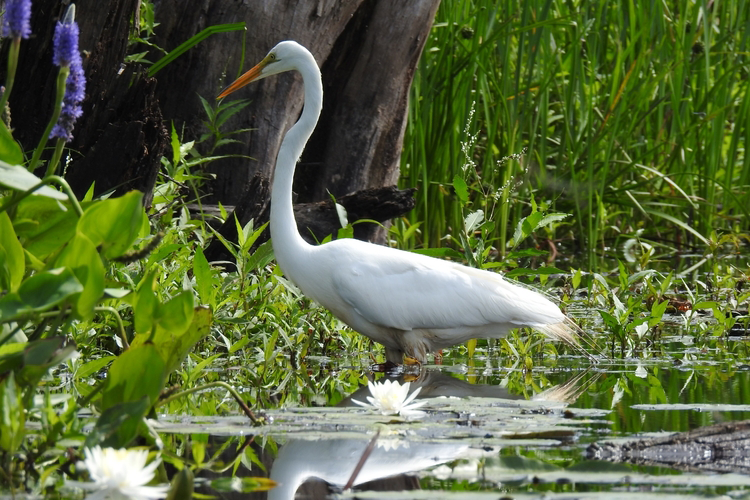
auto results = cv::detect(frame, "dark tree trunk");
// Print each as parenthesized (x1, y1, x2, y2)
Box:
(151, 0, 440, 206)
(6, 0, 169, 206)
(4, 0, 437, 237)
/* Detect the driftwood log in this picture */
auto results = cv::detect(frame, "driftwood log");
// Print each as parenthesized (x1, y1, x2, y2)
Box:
(586, 419, 750, 474)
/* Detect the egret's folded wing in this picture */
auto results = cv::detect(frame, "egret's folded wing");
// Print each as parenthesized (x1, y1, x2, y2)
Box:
(332, 253, 563, 331)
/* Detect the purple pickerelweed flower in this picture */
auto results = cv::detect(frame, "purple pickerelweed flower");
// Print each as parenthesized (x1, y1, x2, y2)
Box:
(2, 0, 31, 39)
(50, 15, 85, 142)
(52, 18, 79, 67)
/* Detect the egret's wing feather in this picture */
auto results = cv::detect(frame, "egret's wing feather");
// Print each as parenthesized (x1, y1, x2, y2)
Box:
(331, 245, 563, 331)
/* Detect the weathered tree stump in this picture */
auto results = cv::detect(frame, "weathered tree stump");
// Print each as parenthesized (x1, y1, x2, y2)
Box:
(151, 0, 439, 210)
(6, 0, 168, 205)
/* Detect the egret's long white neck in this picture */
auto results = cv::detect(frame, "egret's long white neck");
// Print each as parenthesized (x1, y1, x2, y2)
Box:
(269, 48, 323, 275)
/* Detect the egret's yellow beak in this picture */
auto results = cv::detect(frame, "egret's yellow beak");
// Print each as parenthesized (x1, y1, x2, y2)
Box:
(217, 54, 271, 99)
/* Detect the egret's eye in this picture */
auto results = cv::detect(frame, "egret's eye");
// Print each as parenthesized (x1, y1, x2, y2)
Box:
(268, 53, 277, 61)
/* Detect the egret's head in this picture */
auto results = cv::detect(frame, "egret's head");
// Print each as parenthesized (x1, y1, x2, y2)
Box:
(217, 41, 307, 99)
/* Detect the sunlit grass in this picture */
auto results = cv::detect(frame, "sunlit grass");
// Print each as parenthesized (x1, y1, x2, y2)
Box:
(401, 0, 749, 271)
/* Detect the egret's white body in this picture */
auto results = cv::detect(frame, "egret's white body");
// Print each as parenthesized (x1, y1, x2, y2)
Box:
(218, 41, 577, 363)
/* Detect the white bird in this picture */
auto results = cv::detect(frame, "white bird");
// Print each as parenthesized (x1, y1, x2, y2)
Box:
(217, 41, 579, 364)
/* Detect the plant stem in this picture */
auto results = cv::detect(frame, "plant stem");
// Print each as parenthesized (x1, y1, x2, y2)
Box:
(29, 66, 69, 172)
(94, 306, 129, 350)
(155, 381, 260, 424)
(0, 38, 21, 115)
(45, 139, 66, 178)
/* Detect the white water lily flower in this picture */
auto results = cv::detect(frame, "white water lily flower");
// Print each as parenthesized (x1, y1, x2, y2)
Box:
(352, 380, 427, 420)
(67, 446, 169, 500)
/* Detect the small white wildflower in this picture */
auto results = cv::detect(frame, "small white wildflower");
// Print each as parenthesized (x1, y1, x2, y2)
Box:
(634, 362, 648, 379)
(352, 380, 427, 420)
(67, 446, 169, 500)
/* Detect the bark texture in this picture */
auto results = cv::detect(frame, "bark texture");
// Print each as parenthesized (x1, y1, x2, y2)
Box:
(152, 0, 440, 204)
(7, 0, 168, 205)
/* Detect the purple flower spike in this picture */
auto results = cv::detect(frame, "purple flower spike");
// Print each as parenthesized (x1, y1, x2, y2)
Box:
(50, 57, 85, 142)
(52, 19, 80, 67)
(50, 7, 85, 142)
(2, 0, 32, 39)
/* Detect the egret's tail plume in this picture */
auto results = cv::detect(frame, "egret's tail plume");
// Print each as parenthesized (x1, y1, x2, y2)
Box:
(538, 318, 599, 362)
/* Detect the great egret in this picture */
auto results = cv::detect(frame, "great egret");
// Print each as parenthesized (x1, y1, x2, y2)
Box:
(217, 41, 579, 363)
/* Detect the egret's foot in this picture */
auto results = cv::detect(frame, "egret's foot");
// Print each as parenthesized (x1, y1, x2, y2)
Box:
(404, 356, 421, 366)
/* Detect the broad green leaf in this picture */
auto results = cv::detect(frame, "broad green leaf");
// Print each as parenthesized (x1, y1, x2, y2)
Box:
(86, 397, 150, 449)
(101, 343, 166, 411)
(155, 290, 195, 334)
(75, 356, 115, 380)
(19, 337, 77, 389)
(55, 232, 105, 319)
(132, 306, 212, 375)
(17, 268, 83, 310)
(78, 191, 146, 259)
(133, 271, 158, 334)
(0, 121, 23, 165)
(0, 211, 24, 292)
(0, 268, 83, 321)
(453, 175, 468, 204)
(14, 196, 78, 260)
(0, 161, 67, 200)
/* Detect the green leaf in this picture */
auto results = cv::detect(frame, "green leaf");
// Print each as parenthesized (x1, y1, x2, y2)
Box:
(166, 466, 194, 500)
(193, 246, 214, 307)
(133, 271, 158, 334)
(453, 175, 468, 204)
(0, 161, 67, 200)
(0, 268, 83, 321)
(148, 22, 246, 77)
(75, 356, 115, 380)
(78, 191, 146, 259)
(0, 211, 24, 292)
(86, 397, 151, 449)
(0, 121, 23, 165)
(0, 371, 24, 453)
(19, 337, 77, 389)
(55, 232, 105, 319)
(155, 290, 195, 334)
(13, 196, 78, 260)
(131, 306, 212, 375)
(102, 343, 166, 411)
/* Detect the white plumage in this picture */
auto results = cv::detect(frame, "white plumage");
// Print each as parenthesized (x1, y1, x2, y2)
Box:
(218, 41, 577, 363)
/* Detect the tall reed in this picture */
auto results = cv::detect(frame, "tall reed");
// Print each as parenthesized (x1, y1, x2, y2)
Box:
(401, 0, 749, 270)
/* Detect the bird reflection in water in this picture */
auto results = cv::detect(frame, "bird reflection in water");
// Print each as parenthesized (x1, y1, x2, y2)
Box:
(265, 370, 592, 499)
